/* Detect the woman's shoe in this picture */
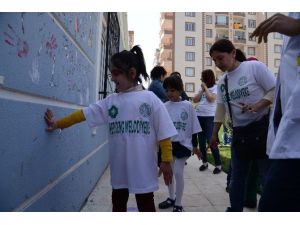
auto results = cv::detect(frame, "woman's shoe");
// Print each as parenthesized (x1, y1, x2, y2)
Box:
(173, 205, 184, 212)
(199, 164, 208, 171)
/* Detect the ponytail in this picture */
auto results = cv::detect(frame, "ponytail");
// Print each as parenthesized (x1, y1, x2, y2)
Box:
(110, 45, 149, 84)
(235, 49, 246, 62)
(130, 45, 149, 83)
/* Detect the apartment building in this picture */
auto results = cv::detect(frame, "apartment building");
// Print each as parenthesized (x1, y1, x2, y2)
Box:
(159, 12, 285, 97)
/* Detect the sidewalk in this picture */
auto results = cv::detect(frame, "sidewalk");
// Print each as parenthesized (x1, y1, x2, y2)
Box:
(81, 155, 256, 212)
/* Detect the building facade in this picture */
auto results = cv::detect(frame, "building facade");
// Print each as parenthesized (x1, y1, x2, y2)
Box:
(0, 12, 128, 211)
(159, 12, 285, 97)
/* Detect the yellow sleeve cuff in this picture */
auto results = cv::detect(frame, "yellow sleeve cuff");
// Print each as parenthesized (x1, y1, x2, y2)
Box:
(56, 109, 85, 129)
(159, 138, 173, 162)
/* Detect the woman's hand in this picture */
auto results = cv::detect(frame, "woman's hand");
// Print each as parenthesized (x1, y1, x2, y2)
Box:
(209, 134, 218, 149)
(44, 108, 58, 132)
(201, 82, 207, 91)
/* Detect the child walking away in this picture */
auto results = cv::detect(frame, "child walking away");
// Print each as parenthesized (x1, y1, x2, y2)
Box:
(44, 45, 177, 212)
(158, 75, 202, 212)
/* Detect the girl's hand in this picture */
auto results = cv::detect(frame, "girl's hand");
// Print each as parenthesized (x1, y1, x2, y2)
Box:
(201, 82, 207, 91)
(158, 162, 173, 186)
(192, 147, 202, 160)
(44, 108, 58, 132)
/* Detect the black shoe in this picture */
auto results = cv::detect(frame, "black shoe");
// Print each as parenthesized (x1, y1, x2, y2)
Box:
(158, 198, 175, 209)
(199, 164, 208, 171)
(213, 167, 222, 174)
(244, 201, 257, 209)
(173, 205, 184, 212)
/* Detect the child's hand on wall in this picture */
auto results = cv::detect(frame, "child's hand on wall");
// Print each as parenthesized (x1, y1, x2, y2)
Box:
(44, 108, 58, 132)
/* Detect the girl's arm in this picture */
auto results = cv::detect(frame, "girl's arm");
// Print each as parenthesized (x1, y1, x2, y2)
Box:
(44, 108, 86, 132)
(202, 83, 216, 103)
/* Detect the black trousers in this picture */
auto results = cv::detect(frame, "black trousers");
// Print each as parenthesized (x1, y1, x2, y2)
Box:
(258, 159, 300, 212)
(112, 188, 156, 212)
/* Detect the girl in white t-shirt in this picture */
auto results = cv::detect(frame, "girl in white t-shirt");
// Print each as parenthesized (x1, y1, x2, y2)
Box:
(44, 45, 177, 212)
(193, 69, 222, 174)
(158, 75, 202, 212)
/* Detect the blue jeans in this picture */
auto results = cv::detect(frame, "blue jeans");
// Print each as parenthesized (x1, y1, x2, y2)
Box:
(229, 143, 269, 211)
(258, 159, 300, 212)
(197, 116, 221, 166)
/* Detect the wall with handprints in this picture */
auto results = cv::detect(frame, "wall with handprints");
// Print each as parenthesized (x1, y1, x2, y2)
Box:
(0, 13, 111, 211)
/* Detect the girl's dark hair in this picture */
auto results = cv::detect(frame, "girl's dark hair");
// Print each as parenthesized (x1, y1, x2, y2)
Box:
(235, 49, 246, 62)
(150, 66, 167, 80)
(209, 39, 246, 62)
(201, 69, 216, 88)
(170, 71, 181, 78)
(110, 45, 149, 83)
(163, 75, 183, 92)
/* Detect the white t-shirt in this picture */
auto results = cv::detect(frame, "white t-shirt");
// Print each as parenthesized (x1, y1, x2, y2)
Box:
(164, 100, 202, 150)
(267, 12, 300, 159)
(83, 90, 177, 193)
(216, 61, 276, 127)
(195, 85, 218, 117)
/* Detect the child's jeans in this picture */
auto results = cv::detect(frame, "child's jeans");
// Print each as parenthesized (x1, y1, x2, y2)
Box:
(112, 188, 156, 212)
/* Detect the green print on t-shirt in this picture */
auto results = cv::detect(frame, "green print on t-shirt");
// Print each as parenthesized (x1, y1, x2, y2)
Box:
(173, 121, 187, 131)
(222, 86, 250, 102)
(109, 120, 150, 135)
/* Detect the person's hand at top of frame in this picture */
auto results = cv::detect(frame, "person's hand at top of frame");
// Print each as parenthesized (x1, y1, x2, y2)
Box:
(250, 13, 300, 43)
(158, 162, 173, 186)
(44, 108, 58, 132)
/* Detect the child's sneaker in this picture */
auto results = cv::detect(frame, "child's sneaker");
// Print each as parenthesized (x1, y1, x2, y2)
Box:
(158, 198, 175, 209)
(173, 205, 184, 212)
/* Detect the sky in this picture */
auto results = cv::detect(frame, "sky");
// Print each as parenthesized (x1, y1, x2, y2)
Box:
(127, 12, 161, 75)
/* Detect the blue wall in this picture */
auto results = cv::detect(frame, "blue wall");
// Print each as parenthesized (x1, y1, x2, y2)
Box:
(0, 13, 110, 211)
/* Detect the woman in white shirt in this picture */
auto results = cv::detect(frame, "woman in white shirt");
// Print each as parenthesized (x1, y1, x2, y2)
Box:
(193, 69, 222, 174)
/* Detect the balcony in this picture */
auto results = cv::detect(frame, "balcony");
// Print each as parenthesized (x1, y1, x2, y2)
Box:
(160, 43, 173, 49)
(233, 23, 246, 30)
(233, 37, 246, 44)
(215, 12, 229, 15)
(215, 22, 229, 28)
(160, 12, 173, 20)
(233, 12, 246, 17)
(160, 29, 173, 39)
(215, 35, 229, 41)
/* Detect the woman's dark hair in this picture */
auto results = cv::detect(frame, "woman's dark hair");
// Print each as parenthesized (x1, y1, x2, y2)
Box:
(110, 45, 149, 83)
(150, 66, 167, 80)
(209, 39, 246, 63)
(235, 49, 246, 62)
(209, 39, 235, 56)
(163, 75, 183, 92)
(201, 69, 216, 88)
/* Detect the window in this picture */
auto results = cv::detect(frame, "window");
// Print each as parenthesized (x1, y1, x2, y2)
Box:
(185, 83, 195, 92)
(185, 67, 195, 77)
(185, 52, 195, 61)
(248, 32, 256, 41)
(205, 43, 212, 52)
(273, 32, 283, 40)
(206, 15, 212, 24)
(185, 37, 195, 46)
(216, 15, 228, 25)
(206, 57, 212, 66)
(206, 29, 213, 38)
(275, 59, 281, 67)
(185, 12, 195, 17)
(248, 47, 255, 55)
(248, 19, 256, 28)
(274, 44, 282, 53)
(185, 22, 195, 31)
(248, 12, 256, 15)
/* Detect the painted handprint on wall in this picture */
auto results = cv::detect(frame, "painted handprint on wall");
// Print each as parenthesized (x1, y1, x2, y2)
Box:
(4, 23, 29, 58)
